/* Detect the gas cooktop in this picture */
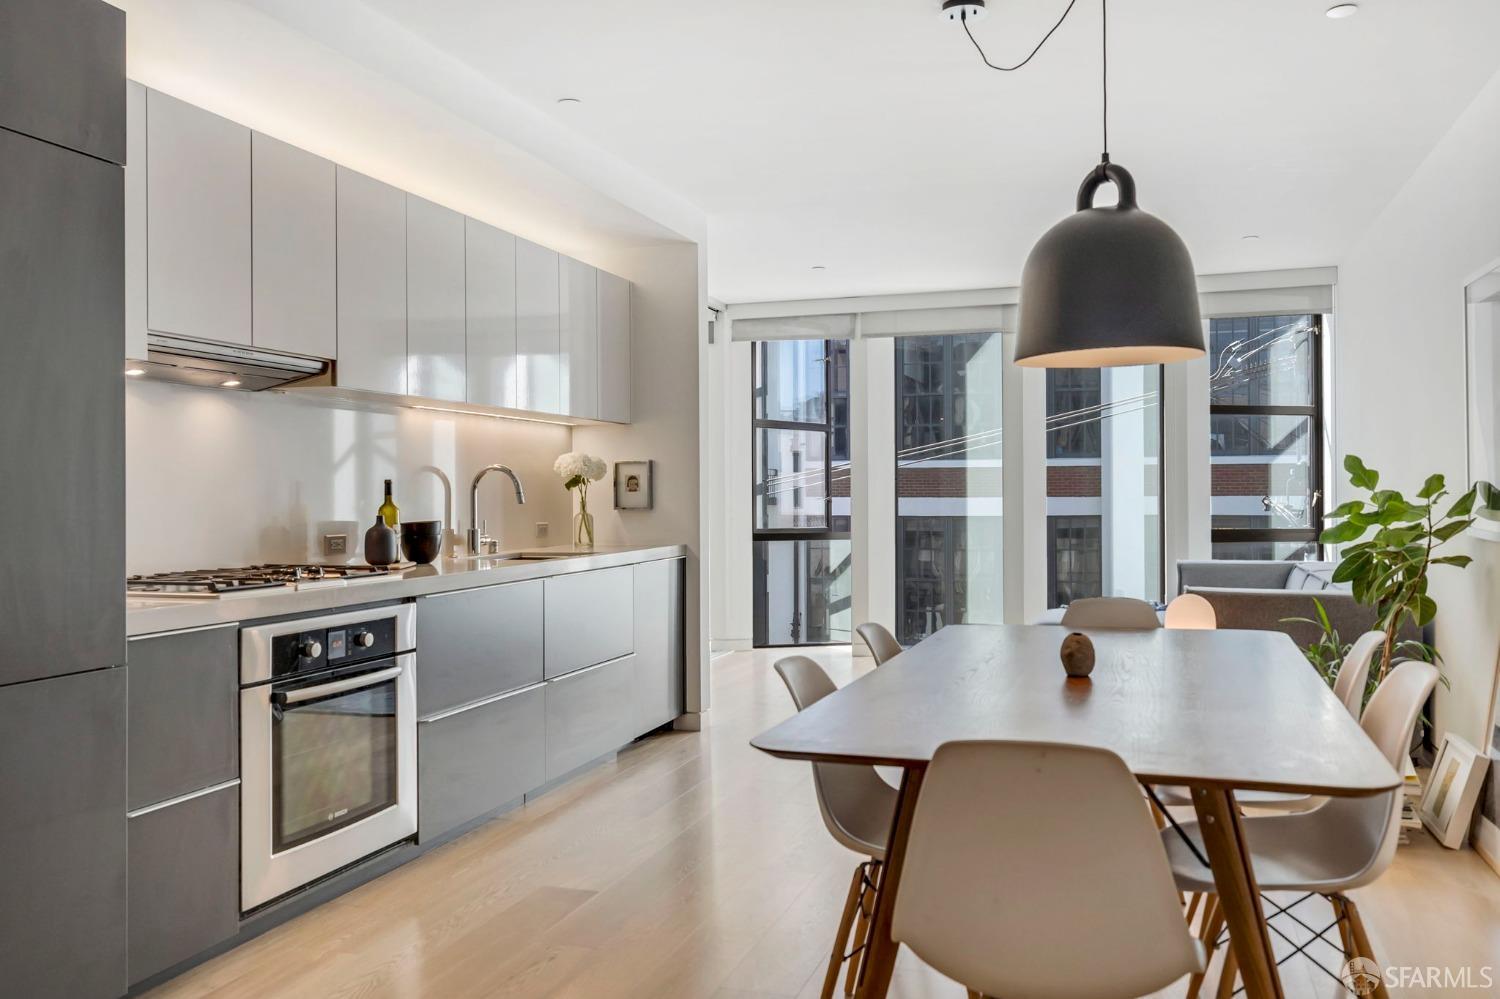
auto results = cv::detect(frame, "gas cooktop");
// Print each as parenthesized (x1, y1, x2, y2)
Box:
(127, 564, 393, 599)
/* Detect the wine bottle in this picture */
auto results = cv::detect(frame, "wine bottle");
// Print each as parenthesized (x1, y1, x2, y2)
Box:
(378, 479, 400, 528)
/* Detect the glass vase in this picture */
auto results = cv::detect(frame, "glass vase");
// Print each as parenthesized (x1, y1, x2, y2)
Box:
(574, 506, 595, 548)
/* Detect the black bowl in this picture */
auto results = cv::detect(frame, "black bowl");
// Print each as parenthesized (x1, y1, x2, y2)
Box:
(400, 521, 443, 564)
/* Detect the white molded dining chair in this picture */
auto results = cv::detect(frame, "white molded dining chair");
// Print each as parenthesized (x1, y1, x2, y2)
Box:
(855, 622, 903, 666)
(774, 655, 898, 998)
(1164, 593, 1217, 630)
(1061, 596, 1162, 630)
(1164, 659, 1439, 999)
(892, 740, 1206, 999)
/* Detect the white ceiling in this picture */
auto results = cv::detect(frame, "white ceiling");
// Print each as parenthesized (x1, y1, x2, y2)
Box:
(249, 0, 1500, 304)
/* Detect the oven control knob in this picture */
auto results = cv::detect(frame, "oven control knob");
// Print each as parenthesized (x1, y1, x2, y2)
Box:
(299, 639, 324, 660)
(353, 631, 375, 648)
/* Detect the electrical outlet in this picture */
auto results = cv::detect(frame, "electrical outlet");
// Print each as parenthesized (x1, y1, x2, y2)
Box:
(535, 522, 549, 539)
(323, 533, 348, 555)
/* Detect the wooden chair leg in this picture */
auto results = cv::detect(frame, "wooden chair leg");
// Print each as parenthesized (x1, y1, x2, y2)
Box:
(1215, 943, 1239, 999)
(820, 864, 865, 999)
(1187, 896, 1224, 999)
(845, 862, 876, 996)
(1185, 891, 1203, 925)
(1330, 895, 1356, 961)
(1342, 896, 1391, 999)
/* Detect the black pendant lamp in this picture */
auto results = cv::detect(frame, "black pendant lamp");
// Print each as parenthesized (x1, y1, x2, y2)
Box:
(1011, 0, 1204, 368)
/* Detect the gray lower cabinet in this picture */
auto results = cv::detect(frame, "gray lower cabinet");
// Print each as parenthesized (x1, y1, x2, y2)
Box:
(416, 580, 544, 716)
(634, 559, 686, 732)
(0, 667, 126, 999)
(543, 566, 634, 679)
(418, 685, 545, 842)
(128, 783, 239, 986)
(544, 656, 636, 780)
(127, 625, 238, 811)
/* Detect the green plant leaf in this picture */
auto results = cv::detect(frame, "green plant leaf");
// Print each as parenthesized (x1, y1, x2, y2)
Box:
(565, 475, 584, 490)
(1431, 518, 1475, 542)
(1444, 487, 1478, 520)
(1331, 554, 1369, 583)
(1416, 474, 1446, 500)
(1345, 455, 1379, 491)
(1321, 520, 1367, 545)
(1430, 555, 1473, 569)
(1326, 500, 1365, 518)
(1414, 593, 1438, 626)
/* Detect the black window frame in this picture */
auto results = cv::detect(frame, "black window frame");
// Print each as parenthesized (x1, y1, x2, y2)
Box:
(751, 339, 851, 648)
(1208, 314, 1325, 557)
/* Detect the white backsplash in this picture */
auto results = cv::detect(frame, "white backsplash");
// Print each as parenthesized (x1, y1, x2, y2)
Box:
(126, 380, 573, 574)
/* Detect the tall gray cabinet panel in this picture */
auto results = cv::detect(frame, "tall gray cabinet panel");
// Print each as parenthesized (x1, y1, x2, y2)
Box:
(337, 167, 408, 394)
(407, 195, 467, 401)
(634, 559, 686, 732)
(417, 581, 544, 717)
(466, 218, 519, 408)
(145, 89, 252, 345)
(127, 625, 238, 810)
(128, 784, 238, 986)
(0, 126, 124, 685)
(597, 269, 632, 423)
(0, 667, 127, 999)
(515, 236, 561, 413)
(252, 132, 336, 357)
(0, 0, 124, 162)
(560, 256, 598, 419)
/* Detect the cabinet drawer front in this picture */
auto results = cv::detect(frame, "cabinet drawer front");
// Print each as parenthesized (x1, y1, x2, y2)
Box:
(127, 784, 239, 986)
(127, 625, 238, 811)
(543, 567, 634, 679)
(417, 580, 544, 716)
(633, 558, 686, 733)
(419, 685, 545, 842)
(544, 656, 635, 780)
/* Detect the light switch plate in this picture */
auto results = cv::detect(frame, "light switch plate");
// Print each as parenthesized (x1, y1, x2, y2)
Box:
(536, 522, 549, 539)
(323, 533, 348, 555)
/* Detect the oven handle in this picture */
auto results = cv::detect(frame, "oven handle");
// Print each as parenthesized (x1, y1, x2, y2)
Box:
(271, 664, 404, 707)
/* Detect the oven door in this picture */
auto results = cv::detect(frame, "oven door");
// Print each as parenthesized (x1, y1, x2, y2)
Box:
(241, 653, 416, 911)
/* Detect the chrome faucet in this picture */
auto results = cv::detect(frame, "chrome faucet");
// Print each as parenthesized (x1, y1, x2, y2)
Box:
(468, 464, 525, 554)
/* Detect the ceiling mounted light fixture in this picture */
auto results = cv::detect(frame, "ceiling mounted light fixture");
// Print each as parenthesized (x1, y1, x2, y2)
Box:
(949, 0, 1204, 367)
(1325, 4, 1359, 18)
(556, 97, 582, 105)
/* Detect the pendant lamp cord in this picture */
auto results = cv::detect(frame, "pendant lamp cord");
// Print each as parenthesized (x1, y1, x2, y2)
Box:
(959, 0, 1109, 161)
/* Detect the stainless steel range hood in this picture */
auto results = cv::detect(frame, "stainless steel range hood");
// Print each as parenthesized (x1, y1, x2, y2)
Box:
(137, 333, 331, 391)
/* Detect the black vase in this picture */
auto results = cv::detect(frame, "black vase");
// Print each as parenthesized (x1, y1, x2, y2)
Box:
(363, 516, 399, 566)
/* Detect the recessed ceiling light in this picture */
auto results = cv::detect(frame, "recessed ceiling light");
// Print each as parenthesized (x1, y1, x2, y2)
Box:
(1241, 234, 1261, 241)
(811, 265, 827, 271)
(125, 367, 145, 377)
(220, 379, 242, 388)
(556, 97, 582, 105)
(1325, 4, 1358, 18)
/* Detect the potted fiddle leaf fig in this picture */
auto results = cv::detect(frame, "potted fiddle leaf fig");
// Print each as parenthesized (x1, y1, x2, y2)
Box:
(1320, 455, 1484, 683)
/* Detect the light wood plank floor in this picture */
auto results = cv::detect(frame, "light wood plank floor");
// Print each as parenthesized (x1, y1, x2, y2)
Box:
(149, 647, 1500, 999)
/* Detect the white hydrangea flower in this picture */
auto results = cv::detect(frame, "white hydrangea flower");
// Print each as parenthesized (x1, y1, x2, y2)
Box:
(585, 456, 608, 481)
(554, 452, 608, 486)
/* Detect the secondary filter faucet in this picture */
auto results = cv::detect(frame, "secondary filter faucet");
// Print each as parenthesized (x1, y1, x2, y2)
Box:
(468, 464, 526, 554)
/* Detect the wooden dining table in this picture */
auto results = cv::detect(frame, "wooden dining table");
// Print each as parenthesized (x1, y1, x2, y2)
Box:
(750, 624, 1402, 999)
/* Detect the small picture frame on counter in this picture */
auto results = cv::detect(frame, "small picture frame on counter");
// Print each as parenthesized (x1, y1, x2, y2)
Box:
(614, 460, 654, 510)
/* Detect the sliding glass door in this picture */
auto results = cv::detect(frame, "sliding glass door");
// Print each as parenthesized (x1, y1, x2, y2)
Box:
(752, 339, 851, 647)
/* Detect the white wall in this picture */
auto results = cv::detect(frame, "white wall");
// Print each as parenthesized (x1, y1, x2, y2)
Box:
(126, 380, 571, 574)
(1336, 69, 1500, 770)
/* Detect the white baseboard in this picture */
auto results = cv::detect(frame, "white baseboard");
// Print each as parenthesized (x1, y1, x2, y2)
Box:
(710, 638, 752, 653)
(1476, 817, 1500, 878)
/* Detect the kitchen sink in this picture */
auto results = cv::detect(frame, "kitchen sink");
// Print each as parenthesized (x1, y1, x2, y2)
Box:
(457, 551, 574, 562)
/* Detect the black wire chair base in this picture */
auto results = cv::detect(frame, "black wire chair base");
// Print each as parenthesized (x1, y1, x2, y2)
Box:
(1209, 892, 1361, 997)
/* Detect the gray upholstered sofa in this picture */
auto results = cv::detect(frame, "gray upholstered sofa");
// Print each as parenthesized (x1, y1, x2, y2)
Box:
(1176, 560, 1409, 649)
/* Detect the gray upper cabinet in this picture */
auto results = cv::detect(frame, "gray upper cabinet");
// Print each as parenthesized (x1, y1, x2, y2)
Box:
(125, 81, 147, 361)
(634, 559, 686, 732)
(0, 667, 127, 999)
(0, 0, 125, 164)
(466, 218, 519, 409)
(544, 566, 635, 679)
(597, 269, 632, 423)
(337, 167, 408, 395)
(145, 89, 252, 345)
(407, 195, 467, 401)
(560, 256, 599, 420)
(252, 132, 336, 358)
(515, 237, 561, 414)
(127, 625, 238, 811)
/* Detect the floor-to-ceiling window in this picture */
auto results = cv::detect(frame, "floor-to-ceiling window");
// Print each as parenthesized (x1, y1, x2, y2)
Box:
(1044, 365, 1163, 607)
(1207, 315, 1323, 560)
(893, 332, 1004, 645)
(751, 339, 852, 646)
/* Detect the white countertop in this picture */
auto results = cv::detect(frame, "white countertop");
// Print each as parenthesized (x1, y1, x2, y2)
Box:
(125, 544, 687, 637)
